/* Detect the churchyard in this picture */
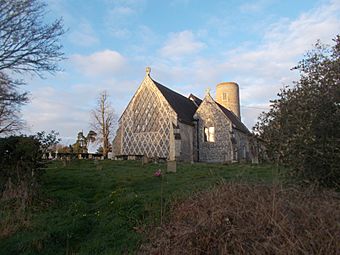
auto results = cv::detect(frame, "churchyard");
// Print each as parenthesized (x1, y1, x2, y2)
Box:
(0, 160, 276, 254)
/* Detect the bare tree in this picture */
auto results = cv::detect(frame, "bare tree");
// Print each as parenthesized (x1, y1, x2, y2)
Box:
(0, 0, 65, 75)
(90, 91, 116, 157)
(0, 0, 65, 134)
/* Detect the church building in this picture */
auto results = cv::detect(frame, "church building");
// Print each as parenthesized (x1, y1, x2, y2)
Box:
(112, 67, 257, 163)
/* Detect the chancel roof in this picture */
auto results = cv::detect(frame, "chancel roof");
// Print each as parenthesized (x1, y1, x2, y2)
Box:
(215, 102, 250, 134)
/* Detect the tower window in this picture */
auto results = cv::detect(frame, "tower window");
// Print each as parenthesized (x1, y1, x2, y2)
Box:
(204, 127, 215, 142)
(222, 92, 227, 101)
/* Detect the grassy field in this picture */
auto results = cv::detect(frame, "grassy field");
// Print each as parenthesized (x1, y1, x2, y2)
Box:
(0, 160, 278, 254)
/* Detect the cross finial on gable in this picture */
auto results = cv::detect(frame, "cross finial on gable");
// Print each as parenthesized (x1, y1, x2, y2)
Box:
(205, 87, 211, 95)
(146, 67, 151, 75)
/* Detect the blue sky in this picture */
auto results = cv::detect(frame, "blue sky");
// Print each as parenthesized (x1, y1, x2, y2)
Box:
(21, 0, 340, 145)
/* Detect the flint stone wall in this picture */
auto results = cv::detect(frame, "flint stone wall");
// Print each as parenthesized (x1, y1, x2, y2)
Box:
(195, 95, 233, 163)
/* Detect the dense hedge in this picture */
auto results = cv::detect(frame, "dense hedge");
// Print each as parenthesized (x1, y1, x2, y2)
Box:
(0, 136, 44, 206)
(254, 36, 340, 188)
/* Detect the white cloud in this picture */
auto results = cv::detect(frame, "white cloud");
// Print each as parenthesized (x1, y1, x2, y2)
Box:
(222, 0, 340, 99)
(70, 50, 127, 76)
(104, 0, 146, 39)
(160, 31, 205, 60)
(22, 86, 90, 144)
(109, 28, 131, 39)
(109, 6, 135, 15)
(68, 22, 99, 47)
(223, 1, 340, 127)
(23, 0, 340, 136)
(151, 0, 340, 130)
(22, 77, 138, 144)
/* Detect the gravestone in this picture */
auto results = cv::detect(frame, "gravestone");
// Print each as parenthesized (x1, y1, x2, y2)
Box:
(128, 155, 136, 160)
(107, 152, 113, 159)
(167, 160, 176, 173)
(142, 155, 150, 165)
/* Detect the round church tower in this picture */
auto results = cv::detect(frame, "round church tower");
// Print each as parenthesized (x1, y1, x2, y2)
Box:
(215, 82, 241, 120)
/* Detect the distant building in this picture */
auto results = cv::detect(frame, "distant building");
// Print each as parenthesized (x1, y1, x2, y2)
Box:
(113, 67, 259, 163)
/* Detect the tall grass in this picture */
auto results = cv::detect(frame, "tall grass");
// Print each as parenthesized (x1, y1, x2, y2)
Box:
(142, 183, 340, 254)
(0, 160, 278, 254)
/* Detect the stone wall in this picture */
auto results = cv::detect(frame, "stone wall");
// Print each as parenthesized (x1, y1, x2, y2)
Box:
(116, 75, 177, 159)
(195, 94, 233, 163)
(178, 121, 194, 162)
(232, 129, 251, 162)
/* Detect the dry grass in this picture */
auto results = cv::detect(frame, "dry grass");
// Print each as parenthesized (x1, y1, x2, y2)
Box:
(141, 183, 340, 255)
(0, 206, 31, 239)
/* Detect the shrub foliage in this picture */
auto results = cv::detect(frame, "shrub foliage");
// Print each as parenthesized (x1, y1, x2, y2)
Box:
(0, 131, 59, 208)
(254, 36, 340, 187)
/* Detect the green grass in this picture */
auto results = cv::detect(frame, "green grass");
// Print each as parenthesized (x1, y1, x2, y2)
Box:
(0, 160, 278, 255)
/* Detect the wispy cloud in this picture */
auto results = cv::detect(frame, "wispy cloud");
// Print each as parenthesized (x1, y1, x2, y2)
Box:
(23, 0, 340, 137)
(153, 0, 340, 129)
(22, 86, 90, 143)
(160, 30, 205, 60)
(104, 0, 145, 39)
(223, 0, 340, 126)
(109, 6, 135, 15)
(22, 77, 139, 143)
(70, 50, 127, 76)
(68, 21, 99, 47)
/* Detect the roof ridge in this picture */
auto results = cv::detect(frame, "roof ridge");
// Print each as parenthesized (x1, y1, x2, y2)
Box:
(152, 79, 193, 101)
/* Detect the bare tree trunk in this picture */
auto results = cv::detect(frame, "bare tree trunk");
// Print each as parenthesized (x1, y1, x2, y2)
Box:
(90, 91, 116, 158)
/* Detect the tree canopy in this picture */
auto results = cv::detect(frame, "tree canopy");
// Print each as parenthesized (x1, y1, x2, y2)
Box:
(254, 35, 340, 187)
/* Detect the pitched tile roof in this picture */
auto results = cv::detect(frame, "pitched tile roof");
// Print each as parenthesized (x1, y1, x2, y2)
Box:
(152, 78, 250, 134)
(216, 102, 250, 134)
(153, 79, 198, 124)
(188, 94, 203, 107)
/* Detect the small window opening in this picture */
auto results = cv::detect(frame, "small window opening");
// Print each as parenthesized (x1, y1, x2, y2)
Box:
(204, 127, 215, 142)
(222, 92, 227, 101)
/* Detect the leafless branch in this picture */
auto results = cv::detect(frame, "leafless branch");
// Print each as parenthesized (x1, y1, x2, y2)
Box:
(90, 91, 117, 157)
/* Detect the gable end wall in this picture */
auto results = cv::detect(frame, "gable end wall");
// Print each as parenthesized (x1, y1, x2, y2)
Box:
(114, 76, 177, 159)
(195, 95, 233, 162)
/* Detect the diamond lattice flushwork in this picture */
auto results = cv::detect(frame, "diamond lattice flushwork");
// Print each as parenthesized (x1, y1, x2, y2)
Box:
(132, 85, 160, 133)
(119, 78, 175, 158)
